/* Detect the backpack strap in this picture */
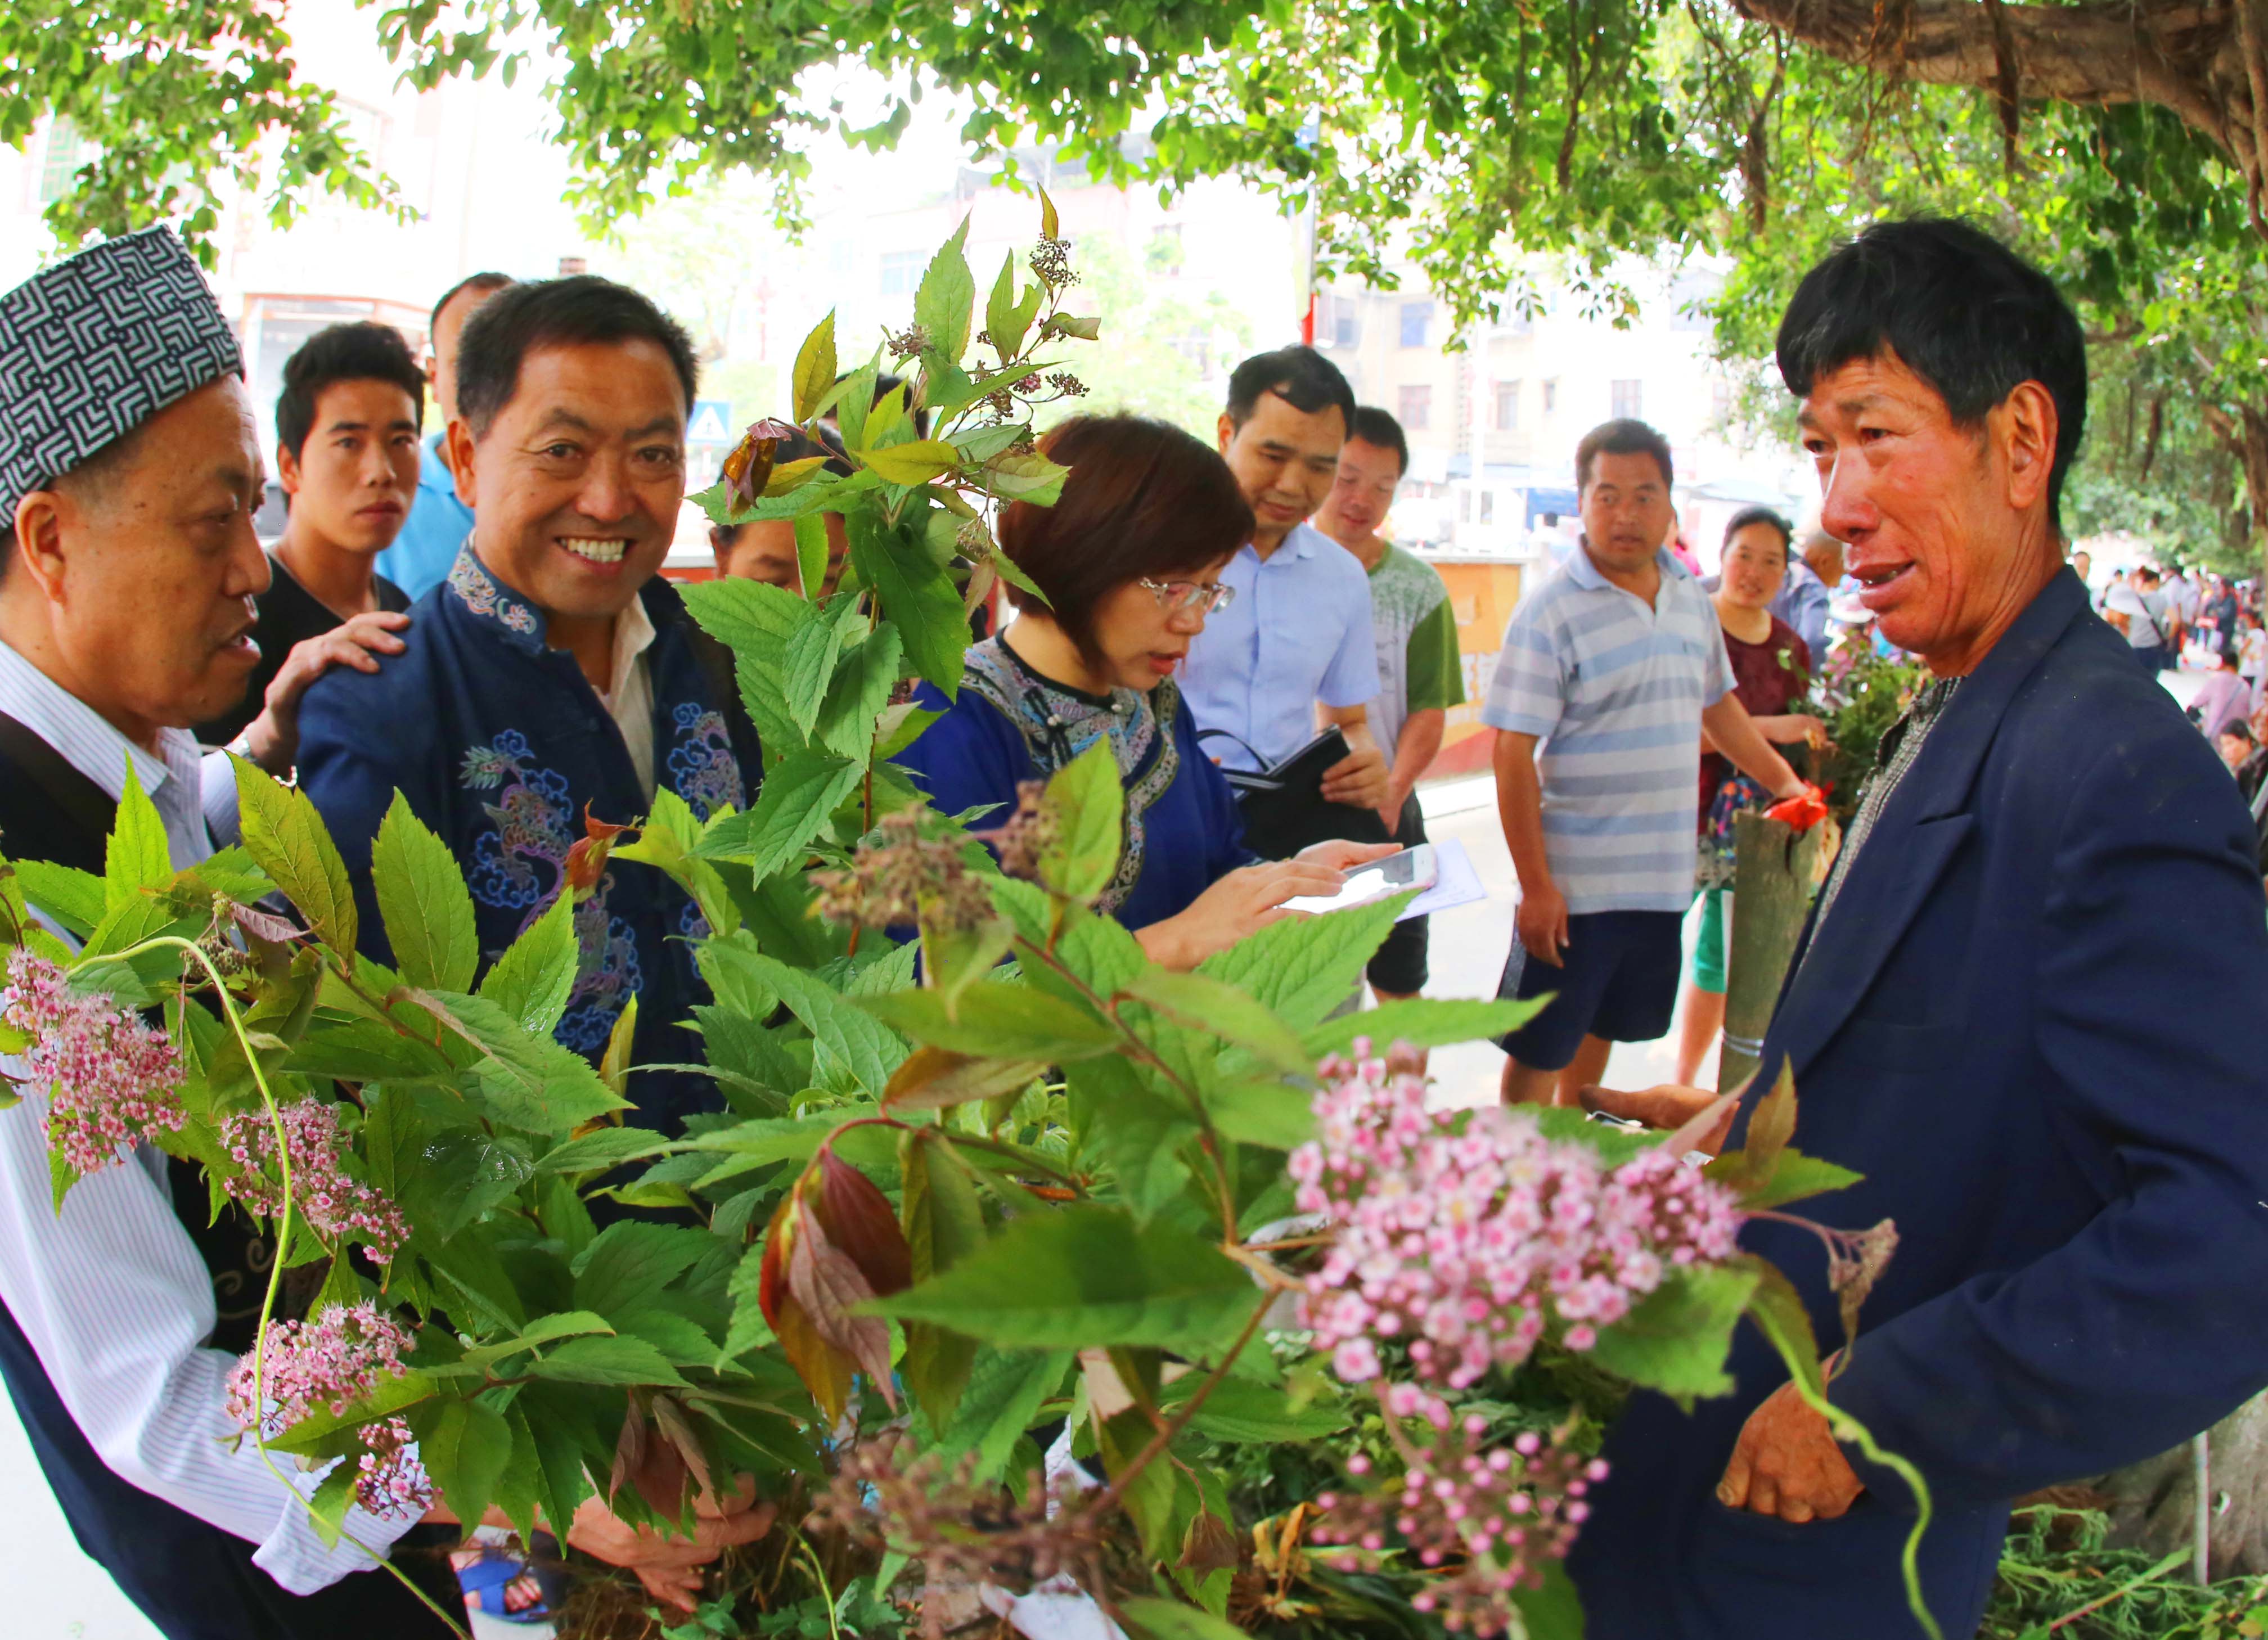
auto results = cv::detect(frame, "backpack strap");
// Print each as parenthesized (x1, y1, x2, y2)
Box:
(0, 711, 116, 874)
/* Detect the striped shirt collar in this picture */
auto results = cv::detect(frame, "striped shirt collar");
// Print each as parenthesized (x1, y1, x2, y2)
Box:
(0, 637, 212, 868)
(1564, 540, 1689, 593)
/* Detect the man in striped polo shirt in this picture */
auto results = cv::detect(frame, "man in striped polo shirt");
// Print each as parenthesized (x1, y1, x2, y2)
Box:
(1484, 420, 1806, 1105)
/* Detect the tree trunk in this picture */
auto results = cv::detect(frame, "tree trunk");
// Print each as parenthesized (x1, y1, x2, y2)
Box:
(1729, 0, 2268, 235)
(2202, 396, 2268, 585)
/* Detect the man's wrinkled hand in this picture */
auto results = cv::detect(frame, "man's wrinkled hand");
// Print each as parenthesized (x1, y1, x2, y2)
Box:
(1716, 1380, 1864, 1524)
(1577, 1082, 1739, 1154)
(565, 1481, 776, 1614)
(240, 610, 410, 771)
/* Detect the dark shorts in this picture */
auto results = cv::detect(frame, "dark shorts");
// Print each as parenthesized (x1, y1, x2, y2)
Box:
(1496, 909, 1684, 1071)
(1366, 793, 1429, 995)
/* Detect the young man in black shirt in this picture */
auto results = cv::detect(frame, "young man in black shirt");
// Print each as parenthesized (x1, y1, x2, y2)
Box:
(195, 323, 420, 751)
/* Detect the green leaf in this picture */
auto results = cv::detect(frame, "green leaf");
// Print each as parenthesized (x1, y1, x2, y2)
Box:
(1197, 894, 1405, 1029)
(780, 605, 845, 737)
(985, 251, 1034, 361)
(1124, 968, 1309, 1075)
(233, 757, 357, 956)
(847, 513, 965, 699)
(403, 1123, 536, 1239)
(701, 938, 907, 1094)
(455, 1311, 618, 1373)
(1202, 1078, 1317, 1151)
(1303, 994, 1551, 1059)
(678, 576, 808, 753)
(793, 512, 830, 604)
(914, 213, 975, 359)
(574, 1221, 713, 1319)
(425, 988, 629, 1134)
(1039, 741, 1123, 903)
(925, 1346, 1073, 1484)
(982, 452, 1070, 505)
(104, 762, 172, 909)
(1119, 1597, 1248, 1640)
(790, 309, 836, 422)
(695, 751, 862, 881)
(524, 1334, 688, 1388)
(874, 1203, 1261, 1353)
(371, 793, 480, 992)
(1709, 1147, 1865, 1211)
(536, 1126, 673, 1177)
(1509, 1560, 1587, 1640)
(302, 1458, 360, 1550)
(12, 860, 106, 937)
(415, 1397, 513, 1535)
(855, 982, 1117, 1061)
(857, 439, 961, 486)
(813, 623, 904, 762)
(474, 893, 579, 1034)
(265, 1368, 440, 1458)
(1159, 1375, 1352, 1444)
(1739, 1255, 1827, 1401)
(1586, 1263, 1761, 1403)
(900, 1130, 987, 1426)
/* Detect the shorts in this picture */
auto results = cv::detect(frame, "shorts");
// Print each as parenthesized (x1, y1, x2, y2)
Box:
(1689, 885, 1729, 995)
(1366, 792, 1429, 995)
(1496, 908, 1684, 1071)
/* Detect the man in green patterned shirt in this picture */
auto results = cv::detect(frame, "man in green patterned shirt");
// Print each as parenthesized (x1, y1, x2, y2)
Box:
(1314, 406, 1467, 998)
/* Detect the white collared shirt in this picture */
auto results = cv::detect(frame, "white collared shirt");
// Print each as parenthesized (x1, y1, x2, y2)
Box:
(598, 592, 659, 799)
(0, 637, 414, 1593)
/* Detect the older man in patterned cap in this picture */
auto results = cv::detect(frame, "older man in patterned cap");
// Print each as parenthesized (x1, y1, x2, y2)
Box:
(0, 229, 764, 1639)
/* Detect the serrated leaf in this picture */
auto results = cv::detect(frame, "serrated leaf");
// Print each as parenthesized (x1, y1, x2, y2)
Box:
(814, 624, 903, 762)
(1159, 1375, 1351, 1444)
(695, 751, 862, 881)
(703, 937, 908, 1094)
(899, 1130, 986, 1425)
(474, 893, 578, 1035)
(1739, 1254, 1826, 1400)
(456, 1311, 617, 1373)
(1039, 741, 1123, 903)
(1124, 968, 1308, 1075)
(1303, 994, 1552, 1059)
(791, 310, 837, 422)
(925, 1345, 1072, 1483)
(874, 1203, 1260, 1352)
(104, 762, 172, 909)
(12, 859, 105, 936)
(1038, 186, 1059, 241)
(1586, 1263, 1760, 1402)
(780, 611, 844, 737)
(847, 513, 965, 699)
(371, 793, 479, 992)
(525, 1334, 688, 1387)
(914, 213, 975, 359)
(857, 438, 960, 486)
(793, 512, 830, 603)
(574, 1222, 715, 1319)
(422, 988, 628, 1134)
(416, 1397, 513, 1535)
(1196, 894, 1405, 1029)
(537, 1126, 673, 1177)
(856, 983, 1117, 1060)
(883, 1046, 1046, 1114)
(1203, 1078, 1317, 1150)
(984, 251, 1032, 361)
(1119, 1597, 1246, 1640)
(233, 756, 357, 957)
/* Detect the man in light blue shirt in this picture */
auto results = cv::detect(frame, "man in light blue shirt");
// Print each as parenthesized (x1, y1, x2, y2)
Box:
(1484, 419, 1804, 1106)
(1180, 347, 1388, 842)
(375, 272, 512, 598)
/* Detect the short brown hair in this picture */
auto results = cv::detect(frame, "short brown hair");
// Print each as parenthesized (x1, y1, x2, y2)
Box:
(998, 416, 1254, 666)
(1575, 418, 1673, 493)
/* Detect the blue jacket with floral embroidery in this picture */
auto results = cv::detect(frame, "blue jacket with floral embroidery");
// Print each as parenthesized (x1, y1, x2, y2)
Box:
(295, 544, 760, 1133)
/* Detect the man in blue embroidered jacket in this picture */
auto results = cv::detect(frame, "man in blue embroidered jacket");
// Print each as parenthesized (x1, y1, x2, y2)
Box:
(297, 276, 760, 1133)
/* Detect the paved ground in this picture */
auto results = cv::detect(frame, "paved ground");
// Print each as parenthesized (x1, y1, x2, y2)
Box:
(0, 660, 2213, 1636)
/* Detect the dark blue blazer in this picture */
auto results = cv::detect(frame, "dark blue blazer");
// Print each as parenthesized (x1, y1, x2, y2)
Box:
(296, 547, 758, 1133)
(1572, 568, 2268, 1637)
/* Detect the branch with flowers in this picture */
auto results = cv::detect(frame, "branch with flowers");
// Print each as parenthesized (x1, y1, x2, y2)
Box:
(0, 203, 1930, 1640)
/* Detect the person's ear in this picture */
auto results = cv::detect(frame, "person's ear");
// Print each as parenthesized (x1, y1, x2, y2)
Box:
(8, 488, 73, 606)
(276, 439, 304, 498)
(1995, 381, 2059, 513)
(444, 416, 478, 508)
(1216, 411, 1236, 456)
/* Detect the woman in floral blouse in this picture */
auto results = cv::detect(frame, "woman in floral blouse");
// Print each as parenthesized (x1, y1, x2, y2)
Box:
(1673, 508, 1833, 1084)
(895, 414, 1393, 969)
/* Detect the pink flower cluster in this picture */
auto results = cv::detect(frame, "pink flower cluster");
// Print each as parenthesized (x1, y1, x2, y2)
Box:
(1315, 1402, 1605, 1636)
(1289, 1047, 1744, 1386)
(1, 948, 186, 1174)
(220, 1101, 407, 1264)
(226, 1303, 430, 1519)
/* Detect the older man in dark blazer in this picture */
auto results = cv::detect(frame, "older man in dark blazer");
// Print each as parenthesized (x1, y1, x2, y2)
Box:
(1573, 218, 2268, 1637)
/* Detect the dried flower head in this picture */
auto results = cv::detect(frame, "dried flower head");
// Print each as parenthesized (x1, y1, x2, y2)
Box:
(1824, 1217, 1899, 1350)
(2, 947, 187, 1174)
(1291, 1043, 1745, 1386)
(953, 516, 996, 560)
(811, 810, 993, 932)
(888, 324, 932, 358)
(975, 782, 1057, 882)
(722, 417, 800, 508)
(811, 1431, 1098, 1600)
(220, 1100, 408, 1264)
(1315, 1409, 1606, 1636)
(1045, 371, 1089, 398)
(1028, 237, 1079, 287)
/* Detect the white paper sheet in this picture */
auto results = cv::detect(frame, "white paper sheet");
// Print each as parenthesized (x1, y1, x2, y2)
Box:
(1400, 836, 1486, 921)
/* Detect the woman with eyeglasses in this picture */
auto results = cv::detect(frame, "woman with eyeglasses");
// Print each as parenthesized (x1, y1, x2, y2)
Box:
(895, 414, 1396, 968)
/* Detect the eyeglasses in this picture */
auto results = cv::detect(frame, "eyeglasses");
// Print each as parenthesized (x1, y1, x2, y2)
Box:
(1138, 577, 1237, 615)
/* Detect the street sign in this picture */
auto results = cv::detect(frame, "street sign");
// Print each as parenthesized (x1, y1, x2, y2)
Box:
(687, 399, 734, 445)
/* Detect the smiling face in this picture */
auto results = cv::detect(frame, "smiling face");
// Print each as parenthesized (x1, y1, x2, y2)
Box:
(1218, 391, 1347, 553)
(1316, 435, 1403, 547)
(1798, 349, 2061, 675)
(3, 377, 271, 743)
(1082, 558, 1233, 692)
(1577, 449, 1673, 580)
(1718, 521, 1792, 611)
(453, 339, 686, 622)
(277, 378, 421, 556)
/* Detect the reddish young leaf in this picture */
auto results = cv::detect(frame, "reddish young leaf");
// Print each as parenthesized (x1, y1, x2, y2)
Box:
(811, 1149, 912, 1297)
(650, 1393, 716, 1505)
(608, 1391, 649, 1504)
(760, 1195, 855, 1422)
(227, 902, 304, 945)
(565, 806, 632, 894)
(788, 1206, 898, 1409)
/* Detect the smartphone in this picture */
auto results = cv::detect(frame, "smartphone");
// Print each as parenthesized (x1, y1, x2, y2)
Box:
(1281, 844, 1439, 915)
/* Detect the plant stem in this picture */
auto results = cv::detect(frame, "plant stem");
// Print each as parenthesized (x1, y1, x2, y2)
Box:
(793, 1529, 842, 1640)
(2044, 1547, 2190, 1631)
(1089, 1297, 1272, 1518)
(122, 936, 471, 1640)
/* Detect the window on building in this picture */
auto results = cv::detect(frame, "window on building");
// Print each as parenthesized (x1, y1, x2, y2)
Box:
(1333, 298, 1360, 349)
(1397, 384, 1433, 430)
(1542, 379, 1559, 414)
(38, 119, 87, 206)
(1610, 379, 1643, 420)
(1459, 489, 1472, 524)
(1478, 490, 1495, 525)
(879, 250, 925, 296)
(1495, 380, 1520, 431)
(1399, 300, 1434, 349)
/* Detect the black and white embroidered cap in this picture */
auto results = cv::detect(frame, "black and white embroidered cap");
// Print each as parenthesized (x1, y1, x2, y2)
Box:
(0, 225, 243, 521)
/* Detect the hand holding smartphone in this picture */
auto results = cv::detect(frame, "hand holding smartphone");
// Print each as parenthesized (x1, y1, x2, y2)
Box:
(1281, 844, 1439, 916)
